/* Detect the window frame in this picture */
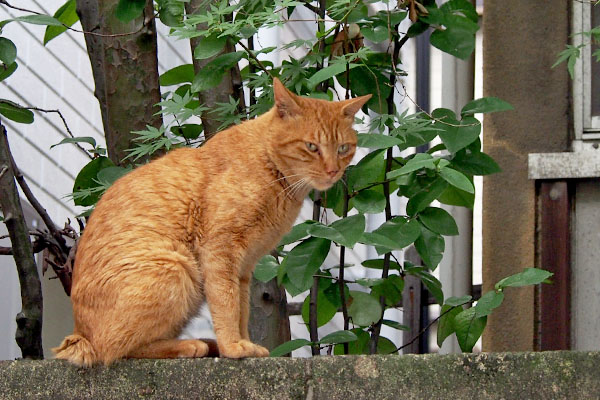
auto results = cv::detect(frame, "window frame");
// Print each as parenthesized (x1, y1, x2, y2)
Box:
(573, 0, 600, 142)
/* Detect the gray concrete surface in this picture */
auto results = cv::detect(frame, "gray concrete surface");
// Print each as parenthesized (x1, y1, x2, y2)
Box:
(1, 352, 600, 399)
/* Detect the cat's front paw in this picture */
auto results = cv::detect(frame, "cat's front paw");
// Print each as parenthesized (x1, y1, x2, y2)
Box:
(219, 339, 269, 358)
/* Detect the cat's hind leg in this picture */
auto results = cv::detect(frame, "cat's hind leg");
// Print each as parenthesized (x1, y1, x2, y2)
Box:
(72, 245, 204, 366)
(127, 338, 219, 359)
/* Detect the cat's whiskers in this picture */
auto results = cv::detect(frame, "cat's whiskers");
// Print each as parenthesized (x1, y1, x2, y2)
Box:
(262, 173, 305, 190)
(276, 176, 310, 201)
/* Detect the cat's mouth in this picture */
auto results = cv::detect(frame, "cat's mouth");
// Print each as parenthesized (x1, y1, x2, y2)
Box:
(311, 176, 340, 191)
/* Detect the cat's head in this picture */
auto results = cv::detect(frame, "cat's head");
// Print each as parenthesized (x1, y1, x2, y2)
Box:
(269, 78, 371, 191)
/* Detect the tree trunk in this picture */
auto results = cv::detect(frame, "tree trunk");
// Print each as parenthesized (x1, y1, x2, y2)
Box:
(75, 0, 162, 165)
(0, 123, 44, 359)
(185, 0, 245, 139)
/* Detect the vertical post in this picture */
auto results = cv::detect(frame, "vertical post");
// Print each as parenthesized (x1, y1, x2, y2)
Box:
(538, 181, 570, 350)
(402, 246, 424, 354)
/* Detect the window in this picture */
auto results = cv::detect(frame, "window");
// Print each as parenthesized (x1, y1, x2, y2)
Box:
(573, 0, 600, 141)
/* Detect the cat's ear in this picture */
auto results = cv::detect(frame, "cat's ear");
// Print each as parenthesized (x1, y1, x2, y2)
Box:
(273, 78, 302, 118)
(340, 94, 372, 118)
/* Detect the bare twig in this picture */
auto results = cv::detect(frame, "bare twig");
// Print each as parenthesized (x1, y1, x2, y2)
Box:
(0, 0, 156, 38)
(392, 305, 459, 354)
(237, 40, 274, 78)
(7, 149, 68, 255)
(0, 101, 93, 159)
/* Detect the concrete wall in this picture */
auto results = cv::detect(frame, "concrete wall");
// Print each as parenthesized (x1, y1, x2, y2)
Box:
(481, 1, 570, 350)
(1, 352, 600, 399)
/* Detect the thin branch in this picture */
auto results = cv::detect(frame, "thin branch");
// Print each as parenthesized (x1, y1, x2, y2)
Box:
(301, 1, 320, 15)
(22, 105, 93, 159)
(8, 150, 68, 253)
(392, 305, 459, 354)
(0, 0, 156, 38)
(237, 40, 273, 78)
(339, 182, 350, 354)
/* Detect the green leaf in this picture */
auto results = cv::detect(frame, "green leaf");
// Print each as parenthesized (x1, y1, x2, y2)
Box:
(115, 0, 146, 23)
(454, 308, 486, 352)
(318, 330, 358, 345)
(387, 153, 435, 179)
(495, 268, 554, 291)
(281, 237, 331, 292)
(437, 184, 475, 208)
(301, 287, 338, 327)
(451, 151, 501, 176)
(382, 319, 409, 331)
(473, 290, 504, 318)
(171, 124, 203, 140)
(360, 24, 389, 44)
(44, 0, 79, 45)
(361, 259, 402, 270)
(445, 295, 472, 307)
(406, 177, 449, 216)
(552, 44, 583, 79)
(0, 37, 17, 65)
(0, 62, 18, 82)
(96, 166, 129, 185)
(347, 149, 385, 192)
(406, 265, 444, 304)
(239, 24, 258, 39)
(347, 291, 382, 327)
(439, 167, 474, 193)
(376, 336, 397, 354)
(418, 207, 459, 236)
(333, 329, 369, 355)
(254, 255, 279, 282)
(414, 224, 445, 271)
(441, 0, 478, 23)
(437, 304, 462, 347)
(461, 97, 513, 116)
(430, 26, 475, 60)
(353, 189, 386, 214)
(307, 214, 365, 249)
(156, 0, 184, 27)
(361, 217, 421, 254)
(191, 52, 244, 92)
(72, 156, 115, 206)
(371, 275, 404, 306)
(307, 63, 359, 90)
(322, 179, 345, 216)
(270, 339, 312, 357)
(433, 109, 481, 154)
(2, 15, 63, 27)
(357, 133, 404, 150)
(0, 100, 34, 124)
(50, 136, 97, 149)
(279, 220, 317, 246)
(193, 34, 228, 60)
(159, 64, 195, 86)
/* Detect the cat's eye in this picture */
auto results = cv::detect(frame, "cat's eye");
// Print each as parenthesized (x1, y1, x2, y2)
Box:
(306, 142, 319, 152)
(337, 144, 350, 155)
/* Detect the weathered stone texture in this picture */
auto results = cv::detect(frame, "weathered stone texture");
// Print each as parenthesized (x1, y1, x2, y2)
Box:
(1, 352, 600, 400)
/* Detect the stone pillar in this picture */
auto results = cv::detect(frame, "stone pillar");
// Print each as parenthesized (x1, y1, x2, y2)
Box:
(481, 1, 570, 351)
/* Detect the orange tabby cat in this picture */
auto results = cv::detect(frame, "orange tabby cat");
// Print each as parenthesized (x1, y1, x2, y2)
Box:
(53, 78, 370, 366)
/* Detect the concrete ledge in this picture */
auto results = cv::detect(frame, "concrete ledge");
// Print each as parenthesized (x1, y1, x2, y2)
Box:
(1, 352, 600, 399)
(528, 151, 600, 179)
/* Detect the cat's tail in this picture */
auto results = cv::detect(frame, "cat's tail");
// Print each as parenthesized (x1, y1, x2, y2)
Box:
(52, 334, 97, 367)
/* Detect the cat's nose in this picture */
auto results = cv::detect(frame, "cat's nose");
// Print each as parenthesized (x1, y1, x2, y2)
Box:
(326, 169, 339, 178)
